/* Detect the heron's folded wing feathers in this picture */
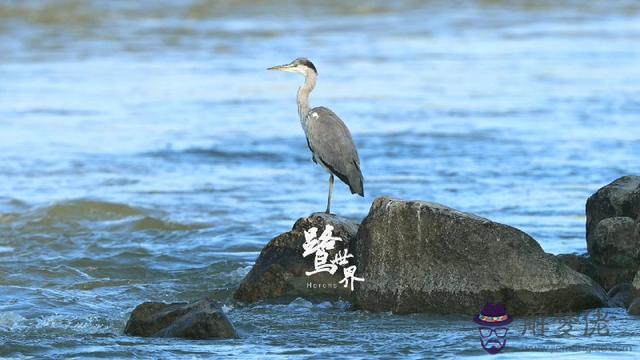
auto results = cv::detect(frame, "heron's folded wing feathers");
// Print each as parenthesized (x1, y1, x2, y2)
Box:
(305, 107, 364, 196)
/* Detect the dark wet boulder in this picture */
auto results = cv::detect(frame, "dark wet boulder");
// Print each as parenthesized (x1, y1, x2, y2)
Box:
(629, 299, 640, 315)
(586, 176, 640, 269)
(234, 212, 358, 303)
(556, 253, 637, 291)
(557, 176, 640, 290)
(607, 283, 638, 308)
(590, 217, 640, 268)
(124, 299, 238, 339)
(353, 197, 607, 315)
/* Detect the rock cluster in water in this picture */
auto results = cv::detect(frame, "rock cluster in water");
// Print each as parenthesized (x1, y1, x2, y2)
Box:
(556, 176, 640, 314)
(234, 175, 640, 316)
(124, 175, 640, 338)
(234, 197, 609, 315)
(559, 176, 640, 289)
(586, 176, 640, 269)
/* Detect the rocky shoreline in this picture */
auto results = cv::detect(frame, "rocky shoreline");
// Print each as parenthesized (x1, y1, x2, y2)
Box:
(124, 175, 640, 339)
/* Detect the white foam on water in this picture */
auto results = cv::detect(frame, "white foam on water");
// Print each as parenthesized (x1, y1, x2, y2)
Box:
(286, 297, 314, 311)
(0, 246, 14, 254)
(0, 312, 26, 330)
(34, 314, 110, 334)
(227, 265, 252, 280)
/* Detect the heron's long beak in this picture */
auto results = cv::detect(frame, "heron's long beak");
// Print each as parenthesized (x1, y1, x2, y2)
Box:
(267, 63, 295, 72)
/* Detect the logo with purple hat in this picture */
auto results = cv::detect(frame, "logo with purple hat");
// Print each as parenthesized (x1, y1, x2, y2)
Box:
(473, 303, 513, 354)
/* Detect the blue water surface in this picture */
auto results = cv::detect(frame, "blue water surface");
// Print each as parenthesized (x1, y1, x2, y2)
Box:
(1, 1, 639, 358)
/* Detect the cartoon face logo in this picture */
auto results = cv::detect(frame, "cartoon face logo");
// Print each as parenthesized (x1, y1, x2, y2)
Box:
(473, 303, 513, 355)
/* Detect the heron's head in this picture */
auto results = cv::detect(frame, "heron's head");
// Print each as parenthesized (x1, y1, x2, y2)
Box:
(267, 58, 317, 76)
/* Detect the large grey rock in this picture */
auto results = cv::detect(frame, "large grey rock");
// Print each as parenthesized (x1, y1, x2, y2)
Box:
(234, 213, 358, 303)
(353, 197, 607, 315)
(586, 176, 640, 267)
(557, 253, 637, 291)
(124, 299, 238, 339)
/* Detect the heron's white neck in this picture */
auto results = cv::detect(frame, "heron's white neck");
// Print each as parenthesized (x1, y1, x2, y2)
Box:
(297, 70, 316, 126)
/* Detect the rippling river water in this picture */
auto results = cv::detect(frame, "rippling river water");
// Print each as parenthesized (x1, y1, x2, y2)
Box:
(1, 1, 640, 358)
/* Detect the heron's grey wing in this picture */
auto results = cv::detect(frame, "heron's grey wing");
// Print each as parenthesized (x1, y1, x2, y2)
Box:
(305, 106, 364, 196)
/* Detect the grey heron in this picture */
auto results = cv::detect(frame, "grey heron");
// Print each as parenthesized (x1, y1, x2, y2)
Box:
(268, 58, 364, 214)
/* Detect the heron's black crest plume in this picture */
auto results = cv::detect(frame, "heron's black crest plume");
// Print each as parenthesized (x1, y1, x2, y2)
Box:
(296, 58, 317, 74)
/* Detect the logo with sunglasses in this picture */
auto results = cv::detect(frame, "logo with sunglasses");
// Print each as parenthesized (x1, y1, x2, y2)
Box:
(473, 303, 513, 354)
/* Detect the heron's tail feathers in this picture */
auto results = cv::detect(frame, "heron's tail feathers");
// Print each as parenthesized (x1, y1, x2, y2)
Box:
(347, 161, 364, 197)
(321, 158, 364, 197)
(349, 176, 364, 197)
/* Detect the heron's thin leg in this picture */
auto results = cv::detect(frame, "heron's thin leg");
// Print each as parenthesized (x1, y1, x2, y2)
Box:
(326, 174, 334, 214)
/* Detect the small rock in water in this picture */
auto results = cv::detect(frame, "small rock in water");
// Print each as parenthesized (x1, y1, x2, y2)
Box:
(557, 253, 636, 291)
(628, 298, 640, 315)
(124, 299, 238, 339)
(630, 270, 640, 315)
(607, 283, 638, 308)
